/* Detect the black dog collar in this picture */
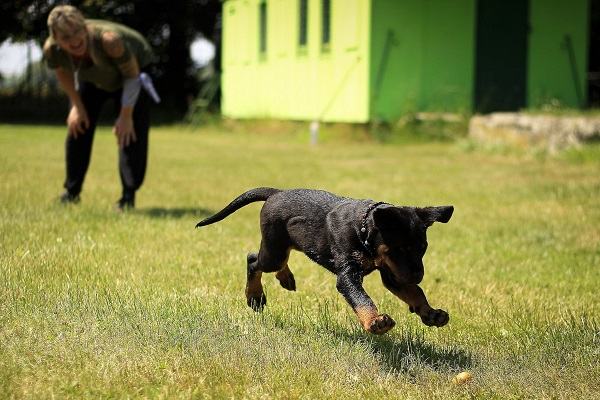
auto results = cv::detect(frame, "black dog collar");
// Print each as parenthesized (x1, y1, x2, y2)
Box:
(359, 201, 387, 256)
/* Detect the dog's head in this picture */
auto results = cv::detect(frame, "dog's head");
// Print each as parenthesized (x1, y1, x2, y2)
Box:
(373, 205, 453, 284)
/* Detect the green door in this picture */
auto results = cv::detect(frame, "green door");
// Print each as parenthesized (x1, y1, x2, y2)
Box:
(474, 0, 529, 113)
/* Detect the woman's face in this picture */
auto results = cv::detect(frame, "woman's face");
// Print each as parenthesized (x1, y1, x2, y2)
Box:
(55, 26, 88, 57)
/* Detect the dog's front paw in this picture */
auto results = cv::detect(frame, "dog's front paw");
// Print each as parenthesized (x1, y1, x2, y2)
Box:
(367, 314, 396, 335)
(420, 308, 449, 327)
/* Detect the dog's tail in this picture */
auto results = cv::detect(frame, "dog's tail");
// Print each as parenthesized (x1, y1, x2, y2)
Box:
(196, 187, 281, 228)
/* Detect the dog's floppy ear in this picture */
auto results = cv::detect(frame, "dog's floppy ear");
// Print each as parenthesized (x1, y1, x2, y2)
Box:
(416, 206, 454, 227)
(372, 206, 411, 238)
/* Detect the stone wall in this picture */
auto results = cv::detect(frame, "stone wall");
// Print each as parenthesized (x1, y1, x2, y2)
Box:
(469, 113, 600, 152)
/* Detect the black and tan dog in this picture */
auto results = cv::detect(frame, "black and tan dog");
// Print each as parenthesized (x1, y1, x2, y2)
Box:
(196, 187, 453, 335)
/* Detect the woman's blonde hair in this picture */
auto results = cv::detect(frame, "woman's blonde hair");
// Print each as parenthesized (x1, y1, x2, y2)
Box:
(47, 5, 86, 38)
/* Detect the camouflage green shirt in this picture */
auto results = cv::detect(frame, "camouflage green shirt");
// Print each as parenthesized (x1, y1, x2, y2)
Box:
(44, 19, 154, 92)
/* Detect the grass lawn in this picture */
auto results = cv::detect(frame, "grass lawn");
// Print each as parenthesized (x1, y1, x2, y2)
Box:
(1, 123, 599, 399)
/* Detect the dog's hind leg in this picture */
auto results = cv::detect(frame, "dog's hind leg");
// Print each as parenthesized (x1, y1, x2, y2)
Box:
(258, 242, 296, 289)
(246, 252, 266, 311)
(275, 260, 296, 291)
(246, 232, 295, 310)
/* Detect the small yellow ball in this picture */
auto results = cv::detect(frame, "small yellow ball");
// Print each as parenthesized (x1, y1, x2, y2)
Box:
(452, 371, 474, 385)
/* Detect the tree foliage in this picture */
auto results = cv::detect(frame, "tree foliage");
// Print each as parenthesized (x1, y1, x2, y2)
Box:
(0, 0, 221, 115)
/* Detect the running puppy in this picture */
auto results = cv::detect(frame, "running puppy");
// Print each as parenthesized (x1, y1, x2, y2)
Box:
(196, 187, 453, 335)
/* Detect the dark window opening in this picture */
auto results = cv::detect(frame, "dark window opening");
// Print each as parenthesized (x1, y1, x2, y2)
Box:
(322, 0, 331, 48)
(259, 1, 267, 55)
(299, 0, 308, 47)
(474, 0, 528, 113)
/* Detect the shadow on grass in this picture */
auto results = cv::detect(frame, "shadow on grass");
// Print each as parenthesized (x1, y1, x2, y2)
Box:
(136, 207, 214, 220)
(269, 301, 473, 375)
(348, 330, 473, 375)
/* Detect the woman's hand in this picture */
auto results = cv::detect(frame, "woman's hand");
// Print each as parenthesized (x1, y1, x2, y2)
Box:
(113, 111, 136, 149)
(66, 105, 89, 138)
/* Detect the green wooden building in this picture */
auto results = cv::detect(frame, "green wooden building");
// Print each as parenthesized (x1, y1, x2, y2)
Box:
(221, 0, 590, 123)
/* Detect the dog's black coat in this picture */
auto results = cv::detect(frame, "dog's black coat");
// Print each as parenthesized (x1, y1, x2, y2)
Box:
(196, 187, 453, 334)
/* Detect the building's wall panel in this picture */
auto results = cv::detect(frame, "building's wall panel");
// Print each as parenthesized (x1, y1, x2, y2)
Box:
(528, 0, 589, 108)
(222, 0, 371, 122)
(369, 0, 475, 121)
(420, 0, 475, 113)
(369, 0, 423, 121)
